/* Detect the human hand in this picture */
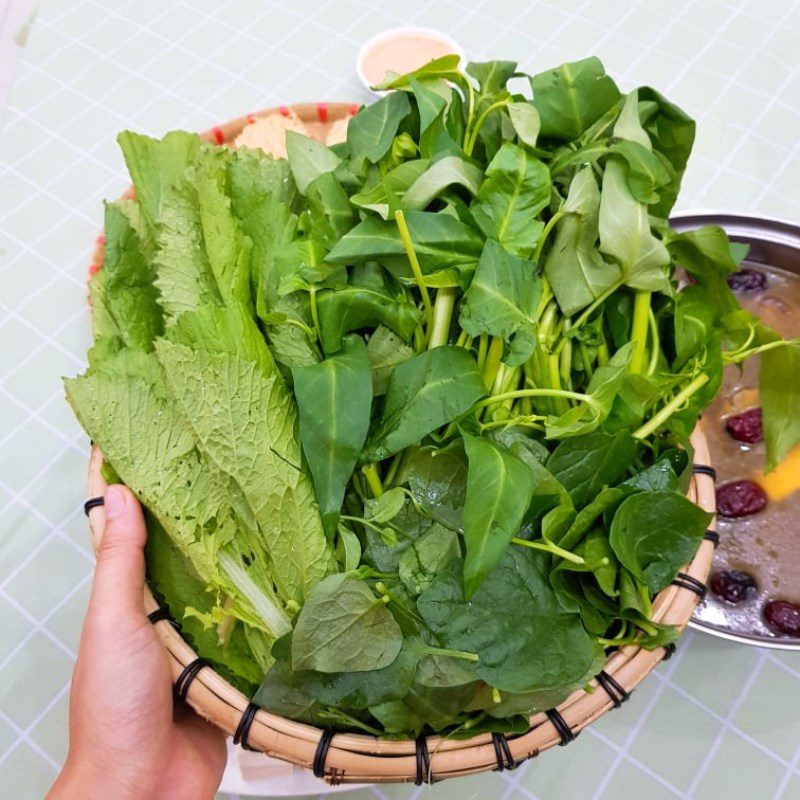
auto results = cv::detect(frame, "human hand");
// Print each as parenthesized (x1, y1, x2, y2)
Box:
(48, 485, 227, 800)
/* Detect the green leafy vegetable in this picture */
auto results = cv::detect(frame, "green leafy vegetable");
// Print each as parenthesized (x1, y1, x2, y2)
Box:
(292, 574, 403, 672)
(461, 432, 535, 597)
(364, 347, 486, 461)
(67, 51, 800, 741)
(292, 335, 373, 537)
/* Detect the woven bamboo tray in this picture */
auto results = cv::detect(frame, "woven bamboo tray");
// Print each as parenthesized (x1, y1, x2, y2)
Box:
(83, 102, 718, 785)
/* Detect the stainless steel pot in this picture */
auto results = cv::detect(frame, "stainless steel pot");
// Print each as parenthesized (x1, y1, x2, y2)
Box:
(671, 211, 800, 650)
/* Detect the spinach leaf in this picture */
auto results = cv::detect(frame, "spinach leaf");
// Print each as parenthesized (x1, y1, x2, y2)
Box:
(268, 633, 418, 711)
(508, 101, 541, 149)
(399, 440, 469, 530)
(545, 166, 620, 316)
(599, 157, 670, 292)
(305, 172, 354, 248)
(292, 335, 373, 538)
(369, 700, 424, 735)
(404, 156, 484, 210)
(622, 454, 683, 492)
(761, 339, 800, 471)
(459, 239, 542, 366)
(545, 344, 632, 439)
(471, 143, 550, 257)
(327, 210, 484, 276)
(377, 54, 463, 89)
(636, 87, 695, 217)
(461, 432, 535, 597)
(367, 325, 414, 395)
(609, 491, 712, 593)
(399, 525, 461, 596)
(667, 225, 741, 280)
(405, 682, 476, 730)
(316, 265, 420, 354)
(408, 76, 450, 135)
(286, 131, 342, 194)
(350, 159, 430, 219)
(418, 548, 601, 693)
(364, 347, 486, 461)
(291, 574, 403, 672)
(611, 140, 673, 206)
(530, 56, 621, 141)
(347, 91, 412, 163)
(558, 487, 627, 550)
(547, 431, 636, 508)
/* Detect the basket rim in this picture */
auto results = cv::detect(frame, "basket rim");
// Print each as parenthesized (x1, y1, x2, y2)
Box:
(83, 103, 718, 785)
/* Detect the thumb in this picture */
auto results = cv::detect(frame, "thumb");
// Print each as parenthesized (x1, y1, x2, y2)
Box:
(89, 485, 147, 616)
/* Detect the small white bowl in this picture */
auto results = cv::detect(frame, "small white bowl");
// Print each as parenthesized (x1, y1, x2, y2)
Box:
(356, 27, 466, 95)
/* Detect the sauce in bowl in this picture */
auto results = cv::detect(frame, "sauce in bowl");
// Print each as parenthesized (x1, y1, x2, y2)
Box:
(695, 262, 800, 640)
(357, 27, 464, 90)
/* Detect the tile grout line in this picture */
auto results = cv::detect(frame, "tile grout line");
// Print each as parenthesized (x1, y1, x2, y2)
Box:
(685, 651, 768, 797)
(589, 643, 691, 800)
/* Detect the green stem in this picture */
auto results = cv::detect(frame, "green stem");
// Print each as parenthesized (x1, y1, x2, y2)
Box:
(422, 645, 479, 663)
(395, 210, 433, 335)
(538, 301, 559, 347)
(647, 308, 660, 376)
(340, 515, 387, 536)
(633, 373, 710, 440)
(477, 387, 595, 409)
(571, 279, 624, 332)
(629, 290, 651, 375)
(413, 325, 426, 352)
(428, 287, 457, 349)
(536, 276, 553, 320)
(383, 451, 404, 489)
(464, 99, 509, 156)
(579, 341, 594, 379)
(512, 537, 585, 565)
(479, 415, 546, 432)
(476, 333, 489, 368)
(361, 464, 383, 497)
(533, 210, 565, 265)
(597, 341, 609, 367)
(481, 336, 505, 391)
(723, 338, 797, 364)
(308, 287, 322, 344)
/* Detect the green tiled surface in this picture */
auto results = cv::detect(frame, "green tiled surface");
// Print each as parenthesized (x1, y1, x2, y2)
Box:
(2, 1, 800, 798)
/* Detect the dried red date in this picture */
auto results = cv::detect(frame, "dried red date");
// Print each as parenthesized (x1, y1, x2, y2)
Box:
(725, 407, 763, 443)
(710, 570, 757, 604)
(763, 601, 800, 637)
(727, 268, 766, 292)
(716, 480, 767, 518)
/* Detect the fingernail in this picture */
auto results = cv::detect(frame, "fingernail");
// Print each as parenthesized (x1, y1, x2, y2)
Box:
(104, 485, 126, 519)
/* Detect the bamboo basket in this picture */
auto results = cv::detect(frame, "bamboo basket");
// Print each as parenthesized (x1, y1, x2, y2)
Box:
(84, 102, 718, 785)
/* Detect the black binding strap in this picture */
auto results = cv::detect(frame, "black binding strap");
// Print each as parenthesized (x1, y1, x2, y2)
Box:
(671, 572, 708, 599)
(545, 708, 575, 746)
(147, 606, 182, 631)
(703, 529, 720, 548)
(83, 496, 104, 515)
(692, 464, 717, 481)
(415, 734, 431, 785)
(174, 658, 210, 702)
(596, 670, 630, 708)
(662, 642, 677, 661)
(491, 732, 516, 771)
(313, 729, 334, 779)
(233, 701, 260, 752)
